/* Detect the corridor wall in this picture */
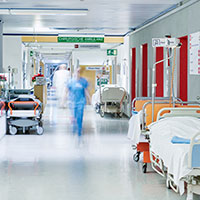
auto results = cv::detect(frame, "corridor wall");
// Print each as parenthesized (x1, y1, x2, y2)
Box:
(129, 0, 200, 102)
(3, 36, 22, 88)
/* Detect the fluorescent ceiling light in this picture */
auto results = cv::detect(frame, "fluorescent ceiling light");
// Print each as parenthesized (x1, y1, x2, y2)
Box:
(0, 8, 88, 16)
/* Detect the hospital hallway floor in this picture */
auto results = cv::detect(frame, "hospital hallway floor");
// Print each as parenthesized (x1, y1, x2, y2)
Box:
(0, 101, 197, 200)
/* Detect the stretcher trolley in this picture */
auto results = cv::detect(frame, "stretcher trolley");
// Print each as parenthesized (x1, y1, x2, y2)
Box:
(99, 85, 127, 117)
(7, 95, 43, 135)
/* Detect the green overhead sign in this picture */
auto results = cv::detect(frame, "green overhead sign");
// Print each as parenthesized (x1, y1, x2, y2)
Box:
(107, 49, 117, 56)
(58, 37, 104, 43)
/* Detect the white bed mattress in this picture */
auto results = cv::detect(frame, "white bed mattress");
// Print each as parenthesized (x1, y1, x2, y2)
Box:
(149, 116, 200, 195)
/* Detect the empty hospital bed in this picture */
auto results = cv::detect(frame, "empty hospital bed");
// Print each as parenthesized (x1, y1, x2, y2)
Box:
(128, 97, 182, 173)
(7, 95, 43, 135)
(92, 84, 127, 117)
(128, 98, 200, 200)
(149, 107, 200, 200)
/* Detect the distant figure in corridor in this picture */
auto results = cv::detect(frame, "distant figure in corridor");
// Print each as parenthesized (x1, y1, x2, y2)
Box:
(66, 67, 91, 143)
(53, 64, 70, 108)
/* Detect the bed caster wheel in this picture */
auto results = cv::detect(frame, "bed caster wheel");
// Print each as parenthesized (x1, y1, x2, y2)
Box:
(114, 113, 118, 118)
(118, 112, 123, 118)
(95, 104, 100, 113)
(166, 178, 171, 189)
(133, 152, 140, 162)
(36, 126, 44, 135)
(9, 126, 17, 135)
(100, 110, 104, 118)
(142, 163, 147, 173)
(39, 121, 43, 127)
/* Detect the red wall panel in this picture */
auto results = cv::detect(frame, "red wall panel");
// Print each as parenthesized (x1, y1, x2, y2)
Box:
(131, 48, 136, 101)
(179, 36, 188, 101)
(142, 43, 148, 97)
(156, 47, 164, 97)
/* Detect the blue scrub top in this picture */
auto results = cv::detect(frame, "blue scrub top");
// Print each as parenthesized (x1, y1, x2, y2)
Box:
(67, 77, 88, 105)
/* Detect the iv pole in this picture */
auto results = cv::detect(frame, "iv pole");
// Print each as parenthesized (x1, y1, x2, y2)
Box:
(151, 39, 181, 122)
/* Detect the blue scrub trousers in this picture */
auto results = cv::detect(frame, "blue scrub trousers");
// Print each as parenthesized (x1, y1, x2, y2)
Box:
(72, 103, 84, 137)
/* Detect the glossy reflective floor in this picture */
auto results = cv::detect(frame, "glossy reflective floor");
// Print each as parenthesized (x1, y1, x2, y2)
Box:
(0, 100, 196, 200)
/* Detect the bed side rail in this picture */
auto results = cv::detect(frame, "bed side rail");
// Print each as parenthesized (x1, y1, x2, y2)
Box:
(131, 97, 182, 112)
(8, 101, 40, 115)
(141, 101, 200, 130)
(157, 107, 200, 121)
(188, 132, 200, 169)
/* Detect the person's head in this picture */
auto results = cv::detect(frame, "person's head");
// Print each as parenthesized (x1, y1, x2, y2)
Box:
(59, 64, 67, 70)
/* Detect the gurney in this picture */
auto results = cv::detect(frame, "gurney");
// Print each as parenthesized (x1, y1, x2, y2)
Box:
(92, 84, 127, 117)
(7, 95, 43, 135)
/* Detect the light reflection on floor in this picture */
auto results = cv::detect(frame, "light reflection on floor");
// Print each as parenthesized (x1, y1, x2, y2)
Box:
(0, 100, 189, 200)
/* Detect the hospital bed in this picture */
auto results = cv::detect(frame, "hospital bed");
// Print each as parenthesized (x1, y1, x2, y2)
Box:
(149, 107, 200, 200)
(128, 98, 200, 199)
(7, 95, 43, 135)
(128, 97, 182, 173)
(92, 84, 127, 117)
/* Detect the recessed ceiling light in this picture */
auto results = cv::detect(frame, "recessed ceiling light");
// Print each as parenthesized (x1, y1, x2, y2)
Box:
(0, 8, 88, 15)
(0, 0, 8, 2)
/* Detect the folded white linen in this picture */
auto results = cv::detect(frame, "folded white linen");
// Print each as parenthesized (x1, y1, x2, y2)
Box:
(127, 111, 143, 145)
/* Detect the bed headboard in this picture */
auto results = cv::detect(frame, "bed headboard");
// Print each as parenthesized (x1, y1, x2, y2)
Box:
(101, 87, 126, 102)
(157, 107, 200, 121)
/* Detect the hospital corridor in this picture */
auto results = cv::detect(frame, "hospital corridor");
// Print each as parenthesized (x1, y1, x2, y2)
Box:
(0, 0, 200, 200)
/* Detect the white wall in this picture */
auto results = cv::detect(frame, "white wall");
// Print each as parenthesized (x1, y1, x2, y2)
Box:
(3, 36, 22, 89)
(72, 49, 107, 66)
(116, 36, 131, 116)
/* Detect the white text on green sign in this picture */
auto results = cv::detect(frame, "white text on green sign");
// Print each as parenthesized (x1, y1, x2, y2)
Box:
(58, 37, 104, 43)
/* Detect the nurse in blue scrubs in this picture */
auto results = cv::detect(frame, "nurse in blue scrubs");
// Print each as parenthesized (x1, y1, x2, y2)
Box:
(67, 68, 91, 141)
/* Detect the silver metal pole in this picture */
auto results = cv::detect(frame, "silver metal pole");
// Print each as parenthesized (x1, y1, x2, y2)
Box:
(151, 49, 174, 122)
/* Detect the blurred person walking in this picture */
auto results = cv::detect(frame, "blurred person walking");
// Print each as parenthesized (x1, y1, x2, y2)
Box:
(53, 64, 70, 108)
(66, 68, 91, 143)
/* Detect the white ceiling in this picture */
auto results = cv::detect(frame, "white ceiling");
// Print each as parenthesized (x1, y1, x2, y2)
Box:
(0, 0, 182, 35)
(2, 0, 183, 62)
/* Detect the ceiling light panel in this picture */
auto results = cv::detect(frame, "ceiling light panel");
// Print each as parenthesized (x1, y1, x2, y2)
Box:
(0, 8, 88, 16)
